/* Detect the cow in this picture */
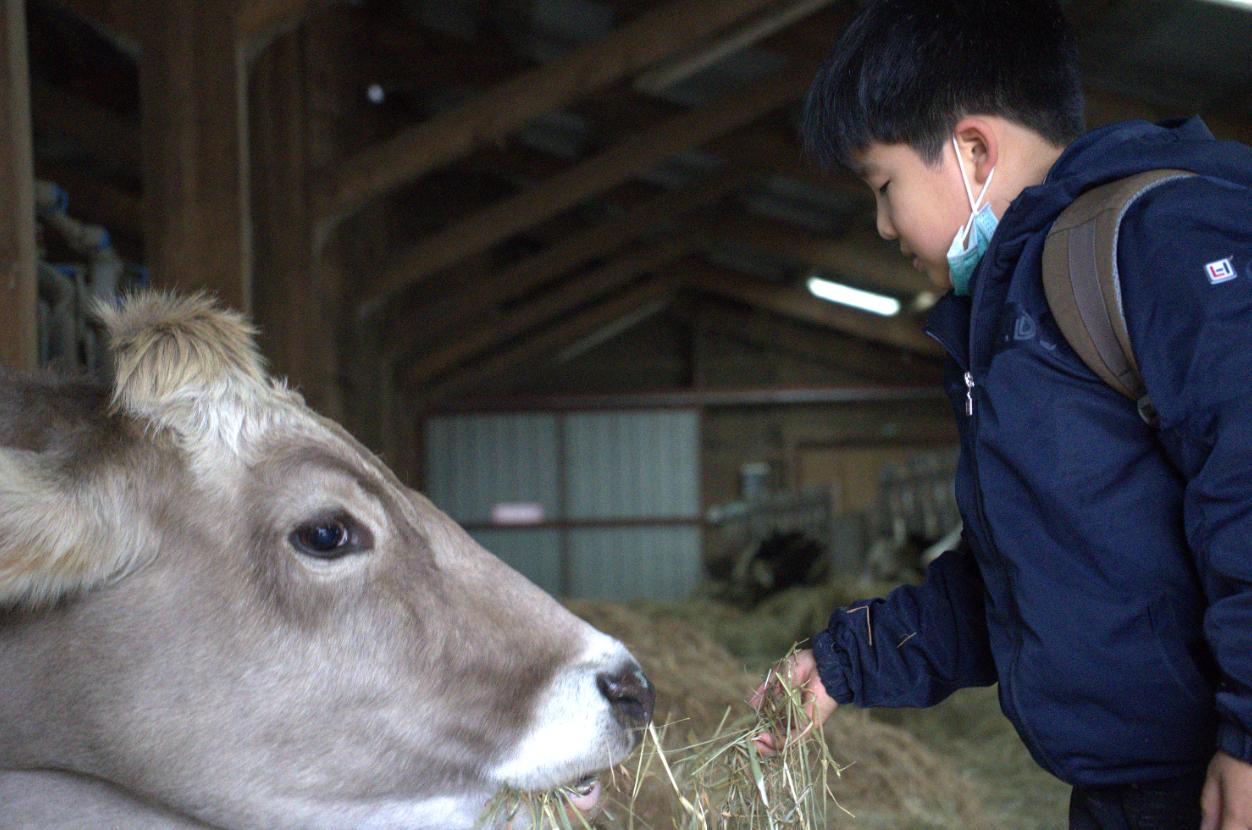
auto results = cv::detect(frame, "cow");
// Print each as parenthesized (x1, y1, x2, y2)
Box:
(0, 293, 654, 829)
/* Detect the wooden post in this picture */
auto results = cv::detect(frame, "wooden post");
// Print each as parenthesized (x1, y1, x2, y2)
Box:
(0, 0, 37, 371)
(249, 24, 334, 411)
(139, 1, 253, 312)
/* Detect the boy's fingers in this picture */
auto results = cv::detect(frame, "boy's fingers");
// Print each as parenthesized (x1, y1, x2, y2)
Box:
(1200, 773, 1219, 830)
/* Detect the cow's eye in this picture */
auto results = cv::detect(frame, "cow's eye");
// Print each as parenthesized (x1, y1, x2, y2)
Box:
(290, 515, 368, 559)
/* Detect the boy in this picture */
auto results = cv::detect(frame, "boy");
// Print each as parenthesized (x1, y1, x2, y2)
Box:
(750, 2, 1252, 828)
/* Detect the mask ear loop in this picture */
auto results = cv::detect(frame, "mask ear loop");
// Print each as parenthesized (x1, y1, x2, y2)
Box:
(951, 135, 996, 248)
(953, 135, 978, 211)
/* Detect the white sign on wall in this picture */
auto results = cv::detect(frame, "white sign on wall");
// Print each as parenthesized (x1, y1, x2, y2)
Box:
(491, 502, 547, 526)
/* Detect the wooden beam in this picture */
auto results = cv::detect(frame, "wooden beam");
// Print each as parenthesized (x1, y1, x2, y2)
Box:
(635, 0, 836, 93)
(683, 261, 942, 356)
(384, 167, 752, 364)
(362, 61, 816, 313)
(44, 0, 315, 45)
(436, 384, 948, 413)
(0, 0, 37, 370)
(1084, 86, 1252, 146)
(315, 0, 808, 221)
(139, 1, 253, 312)
(237, 0, 315, 42)
(416, 277, 678, 405)
(712, 213, 929, 298)
(402, 230, 705, 386)
(43, 0, 140, 45)
(695, 300, 943, 386)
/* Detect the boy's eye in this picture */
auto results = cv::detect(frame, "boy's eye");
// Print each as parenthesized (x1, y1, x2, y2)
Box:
(878, 181, 890, 196)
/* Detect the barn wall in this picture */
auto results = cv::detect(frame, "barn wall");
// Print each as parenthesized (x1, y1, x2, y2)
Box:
(424, 408, 703, 600)
(472, 300, 957, 516)
(426, 299, 957, 595)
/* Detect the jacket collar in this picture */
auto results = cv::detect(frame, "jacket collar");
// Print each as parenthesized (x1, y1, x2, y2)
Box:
(926, 117, 1248, 371)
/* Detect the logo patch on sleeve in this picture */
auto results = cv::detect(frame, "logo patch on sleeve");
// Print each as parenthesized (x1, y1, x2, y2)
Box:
(1206, 257, 1237, 284)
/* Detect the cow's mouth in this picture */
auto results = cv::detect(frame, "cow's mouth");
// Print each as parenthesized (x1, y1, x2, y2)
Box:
(562, 775, 601, 814)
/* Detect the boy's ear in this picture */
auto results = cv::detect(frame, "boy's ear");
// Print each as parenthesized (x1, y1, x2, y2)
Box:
(953, 117, 998, 187)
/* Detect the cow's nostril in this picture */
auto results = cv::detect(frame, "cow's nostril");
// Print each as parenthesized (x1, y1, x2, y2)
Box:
(596, 667, 656, 728)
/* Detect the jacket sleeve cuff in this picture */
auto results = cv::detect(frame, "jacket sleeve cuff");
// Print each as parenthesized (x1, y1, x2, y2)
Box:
(1217, 721, 1252, 765)
(811, 628, 856, 705)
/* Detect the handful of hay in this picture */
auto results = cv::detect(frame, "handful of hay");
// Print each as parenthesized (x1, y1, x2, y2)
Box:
(629, 657, 852, 830)
(478, 600, 992, 830)
(480, 649, 849, 830)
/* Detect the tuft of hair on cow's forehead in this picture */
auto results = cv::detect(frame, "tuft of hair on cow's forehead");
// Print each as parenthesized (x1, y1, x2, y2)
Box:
(96, 292, 310, 461)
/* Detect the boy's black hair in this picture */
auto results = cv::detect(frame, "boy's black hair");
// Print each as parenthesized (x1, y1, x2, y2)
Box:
(803, 0, 1085, 172)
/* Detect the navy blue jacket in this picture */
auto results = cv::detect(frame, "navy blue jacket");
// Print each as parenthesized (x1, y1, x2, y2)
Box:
(811, 118, 1252, 787)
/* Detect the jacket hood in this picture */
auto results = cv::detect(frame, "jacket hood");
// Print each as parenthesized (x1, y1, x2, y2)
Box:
(990, 117, 1252, 268)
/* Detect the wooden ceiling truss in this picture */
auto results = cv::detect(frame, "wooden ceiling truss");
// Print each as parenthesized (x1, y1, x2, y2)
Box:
(22, 0, 1252, 469)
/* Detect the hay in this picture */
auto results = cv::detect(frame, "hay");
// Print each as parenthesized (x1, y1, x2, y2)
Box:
(625, 581, 901, 672)
(566, 600, 994, 830)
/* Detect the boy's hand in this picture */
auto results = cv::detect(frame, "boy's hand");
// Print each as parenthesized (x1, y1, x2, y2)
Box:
(1202, 751, 1252, 830)
(748, 648, 838, 755)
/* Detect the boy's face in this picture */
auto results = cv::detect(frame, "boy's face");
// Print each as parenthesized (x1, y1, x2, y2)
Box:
(854, 142, 973, 290)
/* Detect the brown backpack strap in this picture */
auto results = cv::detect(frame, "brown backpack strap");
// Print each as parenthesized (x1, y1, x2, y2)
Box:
(1042, 169, 1193, 426)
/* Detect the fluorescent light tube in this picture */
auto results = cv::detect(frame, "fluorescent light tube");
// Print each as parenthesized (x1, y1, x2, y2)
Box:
(806, 276, 902, 317)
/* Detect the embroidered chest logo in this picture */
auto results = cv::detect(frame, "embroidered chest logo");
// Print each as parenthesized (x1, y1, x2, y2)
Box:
(1205, 257, 1238, 284)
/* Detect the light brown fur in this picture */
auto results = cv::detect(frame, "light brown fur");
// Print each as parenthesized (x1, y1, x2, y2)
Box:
(0, 292, 649, 830)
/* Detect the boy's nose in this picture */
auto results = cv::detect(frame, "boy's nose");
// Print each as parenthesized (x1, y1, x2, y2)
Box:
(875, 203, 896, 240)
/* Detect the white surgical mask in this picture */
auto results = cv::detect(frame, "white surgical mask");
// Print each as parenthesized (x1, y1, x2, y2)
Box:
(946, 135, 998, 296)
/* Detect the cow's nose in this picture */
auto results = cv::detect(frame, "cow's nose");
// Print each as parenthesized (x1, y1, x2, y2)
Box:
(596, 665, 655, 728)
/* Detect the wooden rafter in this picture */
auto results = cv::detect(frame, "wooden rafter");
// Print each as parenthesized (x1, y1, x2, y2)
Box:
(683, 261, 941, 356)
(43, 0, 140, 44)
(1084, 86, 1252, 145)
(402, 229, 706, 386)
(693, 300, 943, 386)
(314, 0, 811, 222)
(635, 0, 837, 93)
(0, 0, 37, 370)
(384, 167, 753, 364)
(712, 214, 928, 298)
(44, 0, 318, 45)
(237, 0, 316, 42)
(361, 60, 817, 313)
(416, 278, 678, 406)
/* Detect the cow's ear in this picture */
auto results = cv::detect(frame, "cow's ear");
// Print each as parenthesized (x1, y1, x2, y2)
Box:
(95, 292, 270, 447)
(0, 448, 130, 609)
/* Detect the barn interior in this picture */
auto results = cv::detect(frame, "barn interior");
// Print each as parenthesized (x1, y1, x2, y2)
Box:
(2, 0, 1249, 826)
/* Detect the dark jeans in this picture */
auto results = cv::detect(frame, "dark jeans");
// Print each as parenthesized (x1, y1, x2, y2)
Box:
(1069, 771, 1206, 830)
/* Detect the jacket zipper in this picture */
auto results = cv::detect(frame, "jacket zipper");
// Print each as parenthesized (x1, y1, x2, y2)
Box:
(926, 328, 1056, 771)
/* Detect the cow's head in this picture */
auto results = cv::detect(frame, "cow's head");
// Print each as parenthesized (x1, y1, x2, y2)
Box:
(0, 293, 653, 829)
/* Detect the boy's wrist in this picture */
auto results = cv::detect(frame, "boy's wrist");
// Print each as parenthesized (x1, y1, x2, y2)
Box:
(1216, 720, 1252, 765)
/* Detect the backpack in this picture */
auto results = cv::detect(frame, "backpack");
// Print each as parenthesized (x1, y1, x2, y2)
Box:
(1041, 169, 1194, 427)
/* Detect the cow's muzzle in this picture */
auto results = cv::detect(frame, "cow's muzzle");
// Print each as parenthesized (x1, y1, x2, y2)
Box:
(596, 664, 655, 729)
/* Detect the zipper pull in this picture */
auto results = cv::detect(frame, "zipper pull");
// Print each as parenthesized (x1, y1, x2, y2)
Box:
(964, 372, 975, 416)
